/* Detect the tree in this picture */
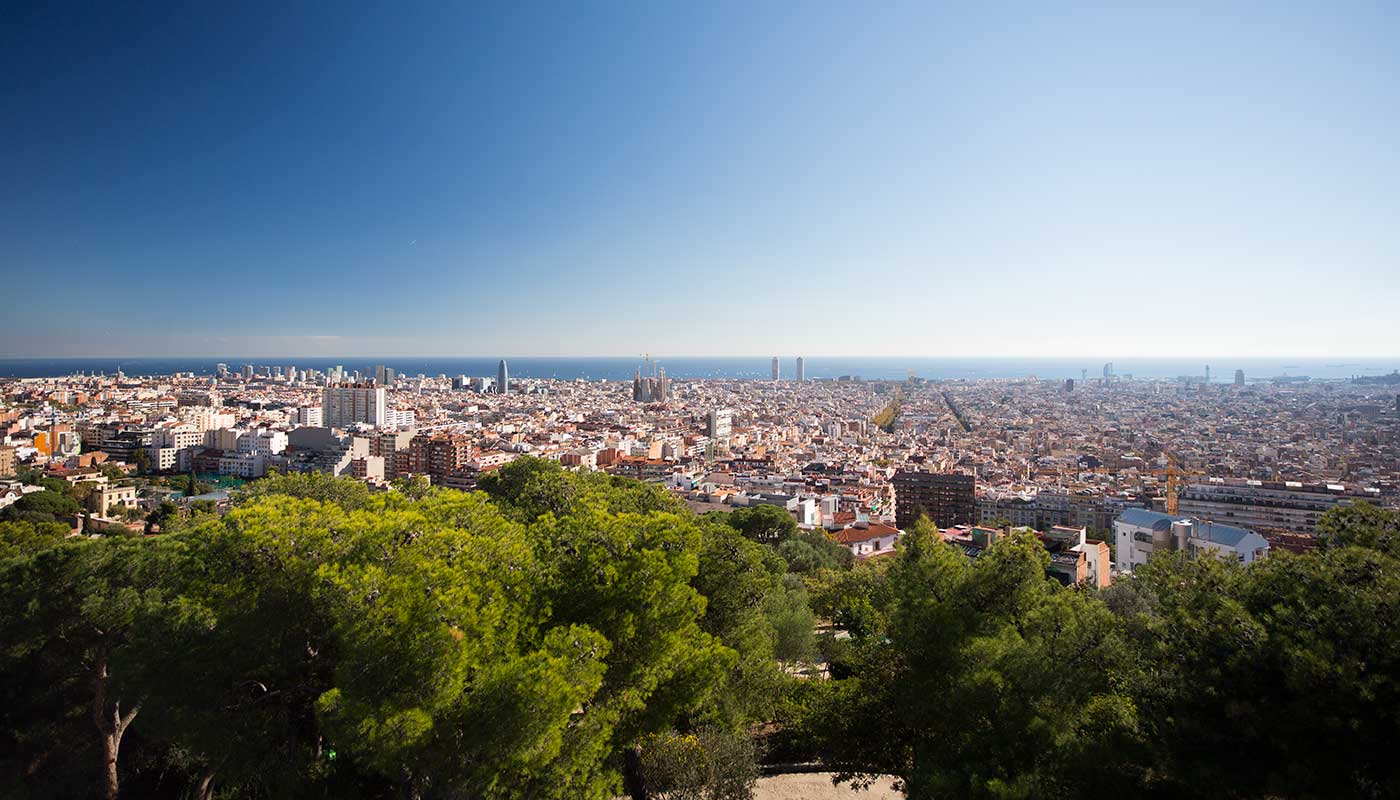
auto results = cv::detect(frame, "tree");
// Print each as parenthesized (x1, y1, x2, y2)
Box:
(0, 519, 70, 560)
(806, 558, 894, 639)
(690, 519, 786, 727)
(144, 500, 178, 533)
(98, 463, 128, 482)
(0, 489, 80, 523)
(724, 504, 797, 545)
(480, 456, 687, 522)
(776, 530, 853, 574)
(1314, 501, 1400, 555)
(1118, 541, 1400, 798)
(71, 480, 99, 508)
(390, 473, 434, 499)
(764, 576, 817, 663)
(529, 508, 733, 798)
(128, 490, 614, 798)
(0, 537, 210, 799)
(232, 469, 376, 510)
(810, 525, 1144, 798)
(73, 473, 737, 800)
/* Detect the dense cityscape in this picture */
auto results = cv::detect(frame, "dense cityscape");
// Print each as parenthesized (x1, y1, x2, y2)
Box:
(6, 356, 1397, 562)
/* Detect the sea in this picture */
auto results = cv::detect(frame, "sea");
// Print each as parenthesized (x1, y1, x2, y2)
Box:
(1, 357, 1397, 382)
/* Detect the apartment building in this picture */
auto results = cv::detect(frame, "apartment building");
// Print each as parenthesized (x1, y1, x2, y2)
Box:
(1113, 508, 1270, 573)
(1176, 479, 1388, 535)
(893, 471, 975, 529)
(322, 383, 387, 429)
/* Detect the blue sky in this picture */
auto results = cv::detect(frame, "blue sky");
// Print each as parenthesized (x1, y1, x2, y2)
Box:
(3, 1, 1397, 358)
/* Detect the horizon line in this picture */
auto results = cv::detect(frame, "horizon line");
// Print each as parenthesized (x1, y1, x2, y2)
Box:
(2, 354, 1399, 362)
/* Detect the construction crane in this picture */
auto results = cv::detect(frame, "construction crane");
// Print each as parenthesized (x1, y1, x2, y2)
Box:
(1149, 454, 1202, 516)
(1165, 455, 1181, 515)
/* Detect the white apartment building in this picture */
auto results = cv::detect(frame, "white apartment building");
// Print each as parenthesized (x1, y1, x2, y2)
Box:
(293, 406, 324, 427)
(384, 409, 416, 430)
(150, 423, 205, 472)
(218, 451, 266, 478)
(153, 424, 204, 450)
(152, 446, 180, 471)
(707, 408, 733, 440)
(322, 384, 387, 429)
(237, 429, 288, 458)
(1114, 508, 1270, 573)
(180, 406, 236, 432)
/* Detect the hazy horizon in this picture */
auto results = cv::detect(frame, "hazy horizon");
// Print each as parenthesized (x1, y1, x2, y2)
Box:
(3, 354, 1395, 383)
(4, 353, 1399, 360)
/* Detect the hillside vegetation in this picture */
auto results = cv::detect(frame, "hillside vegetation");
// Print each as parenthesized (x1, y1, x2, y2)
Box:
(2, 458, 1399, 799)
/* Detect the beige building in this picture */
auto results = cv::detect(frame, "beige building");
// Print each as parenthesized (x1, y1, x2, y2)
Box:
(89, 484, 138, 518)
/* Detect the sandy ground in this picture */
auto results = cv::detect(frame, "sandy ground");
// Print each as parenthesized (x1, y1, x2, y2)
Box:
(754, 773, 903, 800)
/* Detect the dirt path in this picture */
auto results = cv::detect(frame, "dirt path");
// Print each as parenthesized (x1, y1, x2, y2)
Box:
(754, 772, 903, 800)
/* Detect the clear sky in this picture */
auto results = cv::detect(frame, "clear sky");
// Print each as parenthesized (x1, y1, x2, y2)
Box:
(3, 1, 1398, 358)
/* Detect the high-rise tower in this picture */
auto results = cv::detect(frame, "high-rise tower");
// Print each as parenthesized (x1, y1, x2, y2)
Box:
(497, 359, 509, 395)
(795, 356, 805, 382)
(771, 357, 780, 381)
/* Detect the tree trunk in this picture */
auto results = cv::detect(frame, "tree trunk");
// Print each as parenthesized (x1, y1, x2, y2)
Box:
(623, 745, 649, 800)
(99, 730, 120, 800)
(92, 654, 140, 800)
(194, 768, 217, 800)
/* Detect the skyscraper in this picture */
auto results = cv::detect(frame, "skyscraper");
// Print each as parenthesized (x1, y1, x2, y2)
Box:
(1234, 369, 1245, 386)
(497, 359, 509, 395)
(771, 357, 780, 381)
(795, 356, 805, 382)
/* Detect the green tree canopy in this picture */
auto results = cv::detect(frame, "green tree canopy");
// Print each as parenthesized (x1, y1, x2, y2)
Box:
(776, 530, 854, 574)
(0, 488, 80, 523)
(723, 504, 798, 545)
(809, 525, 1143, 798)
(0, 519, 70, 560)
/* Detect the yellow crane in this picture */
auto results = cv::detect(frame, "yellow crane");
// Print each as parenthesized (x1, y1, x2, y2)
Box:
(1150, 454, 1201, 516)
(1165, 455, 1181, 515)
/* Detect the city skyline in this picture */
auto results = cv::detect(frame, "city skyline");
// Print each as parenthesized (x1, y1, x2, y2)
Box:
(5, 3, 1400, 358)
